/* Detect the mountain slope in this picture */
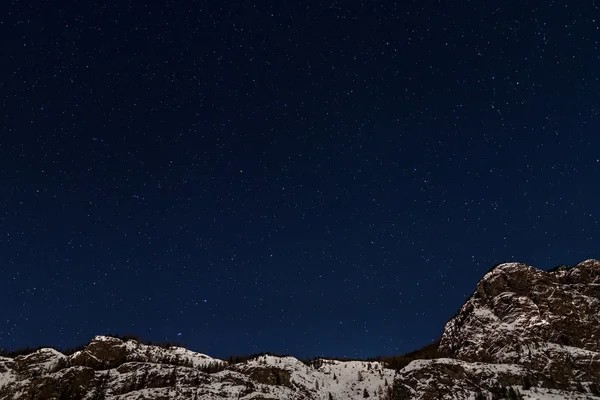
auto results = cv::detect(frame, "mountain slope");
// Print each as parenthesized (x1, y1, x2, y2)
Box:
(393, 259, 600, 399)
(1, 259, 599, 399)
(0, 336, 396, 399)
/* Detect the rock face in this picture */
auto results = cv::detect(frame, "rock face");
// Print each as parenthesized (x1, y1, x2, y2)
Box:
(0, 337, 394, 399)
(440, 260, 600, 360)
(393, 259, 600, 399)
(1, 260, 599, 400)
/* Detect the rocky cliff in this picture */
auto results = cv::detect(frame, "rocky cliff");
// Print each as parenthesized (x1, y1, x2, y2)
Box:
(1, 260, 599, 400)
(393, 259, 600, 399)
(0, 336, 395, 399)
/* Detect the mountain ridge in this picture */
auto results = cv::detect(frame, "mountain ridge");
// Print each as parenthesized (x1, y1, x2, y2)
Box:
(1, 259, 599, 399)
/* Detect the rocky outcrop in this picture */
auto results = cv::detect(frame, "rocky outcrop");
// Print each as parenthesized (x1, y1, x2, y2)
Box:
(439, 260, 600, 361)
(0, 365, 95, 400)
(392, 358, 533, 400)
(392, 357, 599, 400)
(71, 335, 127, 369)
(0, 337, 230, 400)
(1, 259, 599, 399)
(0, 338, 394, 399)
(238, 365, 293, 388)
(391, 259, 600, 399)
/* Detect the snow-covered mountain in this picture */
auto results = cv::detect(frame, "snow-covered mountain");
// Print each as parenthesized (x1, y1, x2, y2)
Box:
(0, 336, 395, 399)
(1, 260, 599, 399)
(394, 259, 600, 399)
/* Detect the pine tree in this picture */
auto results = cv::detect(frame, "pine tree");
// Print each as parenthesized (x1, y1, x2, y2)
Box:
(385, 386, 393, 400)
(59, 386, 73, 400)
(170, 366, 178, 387)
(358, 371, 364, 381)
(92, 372, 109, 400)
(474, 391, 487, 400)
(363, 388, 370, 398)
(137, 369, 148, 389)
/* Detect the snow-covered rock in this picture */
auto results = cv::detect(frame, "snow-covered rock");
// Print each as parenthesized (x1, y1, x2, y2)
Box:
(419, 259, 600, 399)
(1, 260, 599, 399)
(0, 336, 396, 399)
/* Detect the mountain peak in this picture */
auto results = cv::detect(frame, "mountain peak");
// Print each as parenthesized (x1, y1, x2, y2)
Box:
(476, 262, 547, 300)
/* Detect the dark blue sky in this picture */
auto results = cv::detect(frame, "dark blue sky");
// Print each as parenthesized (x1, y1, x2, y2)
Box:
(1, 0, 599, 359)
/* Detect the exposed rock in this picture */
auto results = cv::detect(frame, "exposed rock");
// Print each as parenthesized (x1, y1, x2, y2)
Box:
(13, 348, 66, 377)
(1, 366, 95, 400)
(241, 366, 292, 388)
(393, 358, 537, 400)
(439, 260, 600, 362)
(0, 337, 394, 399)
(68, 336, 127, 370)
(1, 259, 599, 399)
(410, 259, 600, 399)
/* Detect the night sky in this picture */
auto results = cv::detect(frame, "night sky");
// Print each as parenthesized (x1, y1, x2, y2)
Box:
(1, 1, 599, 359)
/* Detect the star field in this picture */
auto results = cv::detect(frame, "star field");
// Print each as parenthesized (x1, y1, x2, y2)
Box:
(1, 1, 599, 358)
